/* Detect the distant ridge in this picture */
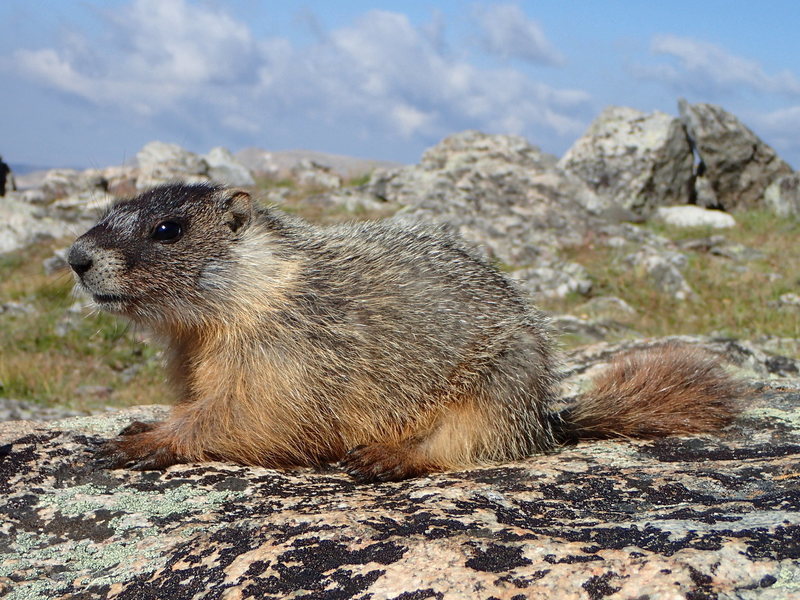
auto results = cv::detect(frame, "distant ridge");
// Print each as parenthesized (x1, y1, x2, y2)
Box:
(235, 148, 403, 179)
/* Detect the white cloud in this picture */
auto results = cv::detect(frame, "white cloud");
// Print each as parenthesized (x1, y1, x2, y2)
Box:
(477, 3, 564, 66)
(637, 34, 800, 97)
(9, 1, 589, 149)
(14, 0, 258, 113)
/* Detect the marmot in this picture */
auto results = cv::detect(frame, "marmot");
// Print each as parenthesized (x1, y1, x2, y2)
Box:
(68, 183, 741, 482)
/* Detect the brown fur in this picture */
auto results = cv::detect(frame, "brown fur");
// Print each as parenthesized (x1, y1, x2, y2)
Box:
(570, 344, 743, 439)
(67, 183, 742, 482)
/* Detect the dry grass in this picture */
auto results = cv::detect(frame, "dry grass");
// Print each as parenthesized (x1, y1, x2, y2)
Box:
(539, 211, 800, 349)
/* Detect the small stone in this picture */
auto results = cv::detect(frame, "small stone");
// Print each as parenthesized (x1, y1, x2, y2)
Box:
(75, 385, 114, 399)
(653, 205, 735, 229)
(764, 173, 800, 218)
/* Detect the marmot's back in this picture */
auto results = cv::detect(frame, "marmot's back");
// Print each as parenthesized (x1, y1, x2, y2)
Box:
(68, 184, 741, 481)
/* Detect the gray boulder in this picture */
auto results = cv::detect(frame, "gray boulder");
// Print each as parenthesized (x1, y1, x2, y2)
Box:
(203, 146, 255, 187)
(559, 106, 693, 214)
(136, 141, 210, 190)
(679, 100, 792, 211)
(364, 131, 610, 268)
(764, 172, 800, 218)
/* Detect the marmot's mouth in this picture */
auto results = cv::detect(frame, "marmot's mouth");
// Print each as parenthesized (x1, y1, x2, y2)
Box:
(93, 293, 129, 304)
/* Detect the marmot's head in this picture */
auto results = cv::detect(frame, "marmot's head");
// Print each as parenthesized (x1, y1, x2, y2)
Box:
(68, 183, 254, 326)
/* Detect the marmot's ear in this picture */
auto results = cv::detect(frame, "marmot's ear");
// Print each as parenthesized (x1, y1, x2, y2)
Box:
(217, 188, 252, 233)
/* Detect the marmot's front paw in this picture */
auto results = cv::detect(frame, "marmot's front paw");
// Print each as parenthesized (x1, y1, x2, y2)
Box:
(340, 443, 434, 483)
(94, 427, 184, 471)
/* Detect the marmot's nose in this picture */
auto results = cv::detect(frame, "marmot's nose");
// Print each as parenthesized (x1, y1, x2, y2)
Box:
(68, 245, 93, 276)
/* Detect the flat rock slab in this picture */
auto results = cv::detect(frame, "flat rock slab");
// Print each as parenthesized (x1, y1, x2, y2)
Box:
(1, 384, 799, 600)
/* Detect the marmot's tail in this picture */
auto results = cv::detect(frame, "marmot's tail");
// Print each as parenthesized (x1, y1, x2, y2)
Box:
(556, 344, 743, 443)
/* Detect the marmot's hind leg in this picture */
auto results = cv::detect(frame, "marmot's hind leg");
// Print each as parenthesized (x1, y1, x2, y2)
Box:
(341, 391, 554, 482)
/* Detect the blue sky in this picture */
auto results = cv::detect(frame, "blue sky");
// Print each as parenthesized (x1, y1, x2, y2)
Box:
(1, 1, 799, 170)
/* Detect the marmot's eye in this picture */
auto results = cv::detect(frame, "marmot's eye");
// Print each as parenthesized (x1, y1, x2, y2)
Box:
(151, 221, 183, 243)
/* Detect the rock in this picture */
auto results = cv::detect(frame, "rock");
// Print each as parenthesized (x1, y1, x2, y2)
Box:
(203, 147, 255, 187)
(652, 205, 736, 229)
(302, 188, 397, 214)
(693, 173, 718, 209)
(0, 193, 84, 253)
(291, 159, 343, 189)
(74, 385, 114, 399)
(764, 172, 800, 218)
(624, 249, 695, 301)
(136, 141, 210, 190)
(102, 165, 138, 199)
(0, 155, 14, 195)
(1, 338, 797, 599)
(678, 100, 793, 211)
(0, 301, 35, 315)
(358, 131, 611, 267)
(549, 314, 640, 344)
(42, 248, 69, 275)
(559, 106, 693, 214)
(40, 168, 105, 203)
(510, 261, 592, 300)
(778, 293, 800, 307)
(676, 235, 764, 262)
(0, 398, 86, 422)
(236, 147, 402, 180)
(574, 296, 638, 321)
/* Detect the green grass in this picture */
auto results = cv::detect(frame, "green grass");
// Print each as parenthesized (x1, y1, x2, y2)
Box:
(0, 238, 169, 411)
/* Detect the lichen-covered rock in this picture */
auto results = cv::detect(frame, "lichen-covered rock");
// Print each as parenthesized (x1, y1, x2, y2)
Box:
(559, 106, 694, 214)
(624, 248, 695, 301)
(511, 261, 593, 300)
(1, 339, 798, 599)
(358, 131, 611, 267)
(764, 172, 800, 218)
(679, 100, 793, 212)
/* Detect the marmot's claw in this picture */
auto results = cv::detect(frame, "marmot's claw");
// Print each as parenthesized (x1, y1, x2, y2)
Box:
(341, 443, 424, 483)
(118, 421, 156, 436)
(91, 441, 135, 469)
(91, 431, 183, 471)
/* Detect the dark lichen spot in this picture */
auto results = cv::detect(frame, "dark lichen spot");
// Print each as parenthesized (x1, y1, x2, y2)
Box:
(214, 476, 249, 492)
(543, 553, 602, 564)
(640, 438, 800, 463)
(760, 574, 777, 587)
(389, 590, 444, 600)
(465, 543, 531, 573)
(582, 572, 624, 599)
(493, 571, 549, 589)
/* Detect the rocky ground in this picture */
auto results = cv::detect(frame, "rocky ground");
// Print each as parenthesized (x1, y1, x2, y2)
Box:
(1, 338, 799, 599)
(1, 100, 799, 598)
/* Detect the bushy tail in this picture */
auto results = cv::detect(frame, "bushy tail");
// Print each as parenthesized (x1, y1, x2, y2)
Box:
(559, 344, 743, 442)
